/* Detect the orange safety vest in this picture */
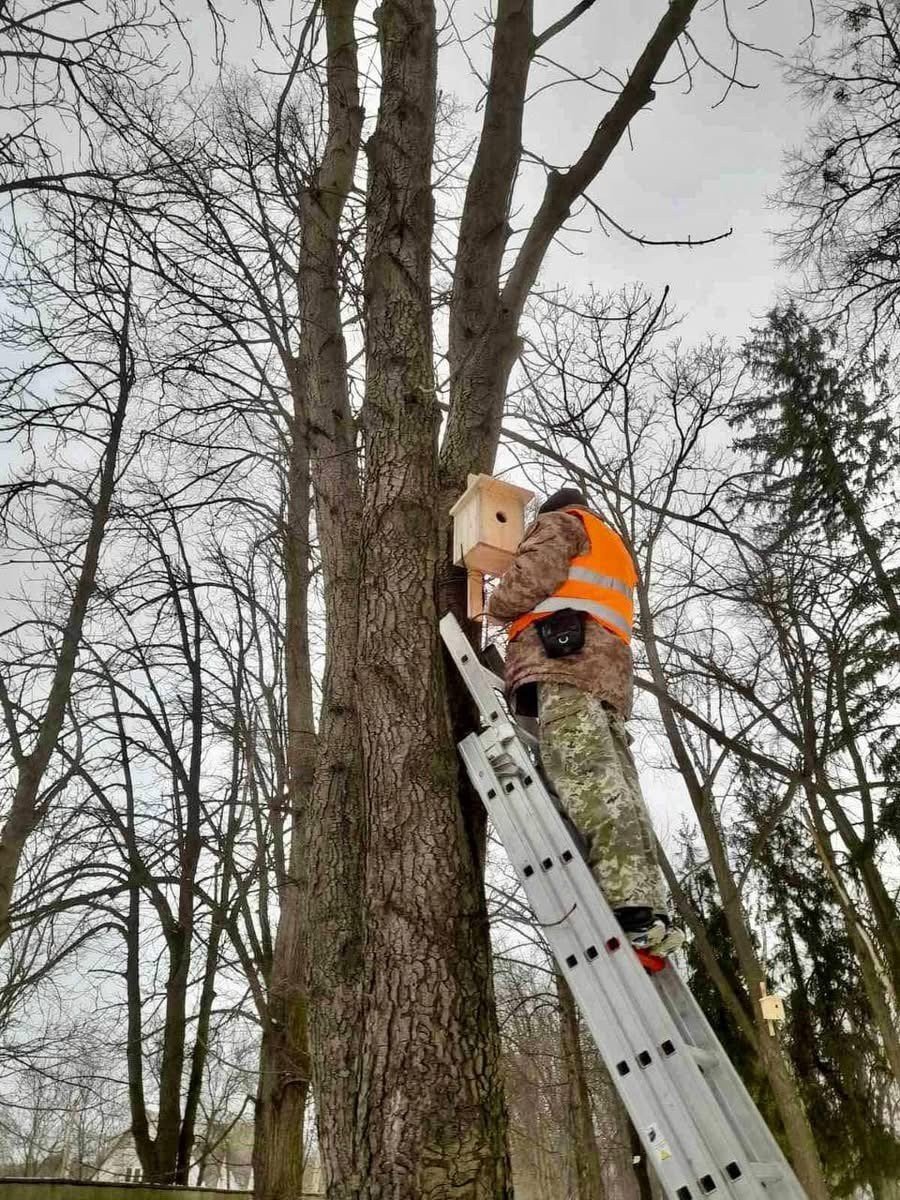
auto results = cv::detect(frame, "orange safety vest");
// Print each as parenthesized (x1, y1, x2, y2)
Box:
(507, 507, 636, 645)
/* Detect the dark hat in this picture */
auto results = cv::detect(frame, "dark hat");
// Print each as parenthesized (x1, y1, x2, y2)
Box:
(538, 486, 588, 515)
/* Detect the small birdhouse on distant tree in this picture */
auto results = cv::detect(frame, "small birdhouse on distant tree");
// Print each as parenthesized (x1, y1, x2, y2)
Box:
(450, 474, 534, 617)
(759, 982, 785, 1035)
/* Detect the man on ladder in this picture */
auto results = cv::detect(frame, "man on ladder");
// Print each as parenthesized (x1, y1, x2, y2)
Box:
(486, 485, 684, 958)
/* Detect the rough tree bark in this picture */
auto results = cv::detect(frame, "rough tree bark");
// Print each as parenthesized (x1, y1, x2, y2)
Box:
(256, 3, 365, 1195)
(350, 3, 509, 1195)
(292, 2, 369, 1196)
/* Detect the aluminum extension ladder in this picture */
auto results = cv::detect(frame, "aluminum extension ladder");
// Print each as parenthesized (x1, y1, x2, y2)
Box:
(440, 613, 807, 1200)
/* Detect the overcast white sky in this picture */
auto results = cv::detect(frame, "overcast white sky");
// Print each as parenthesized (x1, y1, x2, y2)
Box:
(436, 0, 820, 344)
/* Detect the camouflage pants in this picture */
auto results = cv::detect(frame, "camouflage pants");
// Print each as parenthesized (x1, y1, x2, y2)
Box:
(537, 682, 667, 913)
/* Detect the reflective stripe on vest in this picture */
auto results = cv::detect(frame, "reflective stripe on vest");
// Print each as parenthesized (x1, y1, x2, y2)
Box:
(567, 565, 632, 597)
(527, 594, 632, 640)
(507, 507, 635, 645)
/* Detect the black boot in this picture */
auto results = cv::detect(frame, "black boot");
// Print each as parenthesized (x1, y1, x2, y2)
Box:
(613, 905, 655, 933)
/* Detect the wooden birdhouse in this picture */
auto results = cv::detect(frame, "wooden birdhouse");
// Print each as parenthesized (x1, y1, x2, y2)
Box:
(759, 982, 785, 1033)
(450, 474, 534, 576)
(450, 474, 534, 619)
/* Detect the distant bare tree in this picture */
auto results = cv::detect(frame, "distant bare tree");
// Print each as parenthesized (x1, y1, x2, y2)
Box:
(5, 59, 317, 1191)
(66, 501, 283, 1185)
(2, 477, 293, 1184)
(1, 0, 176, 197)
(92, 76, 318, 1196)
(0, 197, 144, 949)
(0, 1019, 121, 1178)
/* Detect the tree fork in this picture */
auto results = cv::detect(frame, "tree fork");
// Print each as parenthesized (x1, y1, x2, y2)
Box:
(350, 0, 511, 1194)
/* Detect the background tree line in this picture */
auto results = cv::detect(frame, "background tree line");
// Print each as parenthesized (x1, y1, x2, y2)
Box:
(1, 2, 898, 1199)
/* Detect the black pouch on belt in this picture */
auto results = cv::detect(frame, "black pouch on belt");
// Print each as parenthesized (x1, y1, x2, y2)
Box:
(536, 608, 585, 658)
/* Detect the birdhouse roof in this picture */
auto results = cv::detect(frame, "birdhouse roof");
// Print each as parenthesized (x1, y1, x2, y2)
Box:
(448, 473, 534, 517)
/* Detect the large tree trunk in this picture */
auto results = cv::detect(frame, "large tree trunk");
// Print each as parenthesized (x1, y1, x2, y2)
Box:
(257, 3, 366, 1196)
(346, 2, 510, 1195)
(294, 3, 724, 1195)
(636, 588, 829, 1200)
(557, 971, 606, 1200)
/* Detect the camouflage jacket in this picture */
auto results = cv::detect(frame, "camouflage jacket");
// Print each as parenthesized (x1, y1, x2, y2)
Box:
(486, 511, 634, 718)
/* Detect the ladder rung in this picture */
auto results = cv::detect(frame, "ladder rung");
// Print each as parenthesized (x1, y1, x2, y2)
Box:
(685, 1045, 719, 1071)
(748, 1163, 785, 1184)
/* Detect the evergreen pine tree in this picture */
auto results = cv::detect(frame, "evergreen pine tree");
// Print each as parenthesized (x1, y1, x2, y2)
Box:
(735, 786, 900, 1196)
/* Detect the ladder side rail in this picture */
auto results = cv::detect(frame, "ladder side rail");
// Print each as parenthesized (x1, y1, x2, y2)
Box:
(561, 859, 777, 1185)
(464, 737, 783, 1200)
(439, 616, 541, 750)
(546, 898, 746, 1195)
(460, 738, 637, 1075)
(655, 968, 784, 1161)
(440, 615, 508, 723)
(503, 747, 806, 1200)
